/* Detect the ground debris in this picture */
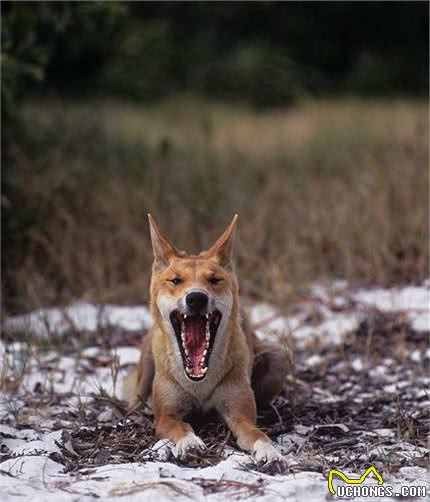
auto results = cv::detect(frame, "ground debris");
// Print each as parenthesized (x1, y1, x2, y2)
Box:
(1, 293, 428, 482)
(192, 476, 267, 497)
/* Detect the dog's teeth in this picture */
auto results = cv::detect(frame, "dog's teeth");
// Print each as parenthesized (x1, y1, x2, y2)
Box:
(184, 348, 189, 355)
(203, 349, 207, 356)
(184, 314, 187, 319)
(202, 367, 208, 374)
(205, 333, 210, 341)
(205, 313, 209, 319)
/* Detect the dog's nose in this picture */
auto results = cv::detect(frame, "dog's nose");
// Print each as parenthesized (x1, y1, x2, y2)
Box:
(186, 291, 208, 314)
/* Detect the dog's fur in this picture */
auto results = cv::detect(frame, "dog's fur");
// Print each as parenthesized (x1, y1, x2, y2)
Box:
(124, 215, 288, 463)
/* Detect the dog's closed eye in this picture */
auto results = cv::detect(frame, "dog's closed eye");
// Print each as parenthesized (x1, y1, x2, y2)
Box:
(208, 277, 223, 285)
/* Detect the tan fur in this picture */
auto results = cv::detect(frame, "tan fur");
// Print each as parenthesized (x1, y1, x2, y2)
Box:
(124, 215, 288, 462)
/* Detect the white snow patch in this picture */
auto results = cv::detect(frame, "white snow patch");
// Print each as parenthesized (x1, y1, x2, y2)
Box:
(304, 354, 323, 367)
(293, 313, 359, 347)
(0, 424, 40, 441)
(112, 346, 141, 366)
(351, 357, 364, 372)
(354, 286, 429, 312)
(3, 283, 428, 351)
(1, 455, 64, 480)
(2, 302, 152, 337)
(354, 286, 429, 332)
(409, 350, 422, 362)
(12, 451, 421, 502)
(2, 430, 62, 456)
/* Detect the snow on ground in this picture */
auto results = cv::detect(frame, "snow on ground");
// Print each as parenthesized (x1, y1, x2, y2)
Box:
(249, 282, 429, 349)
(1, 282, 429, 501)
(354, 286, 430, 332)
(2, 283, 428, 346)
(2, 302, 153, 338)
(2, 450, 427, 502)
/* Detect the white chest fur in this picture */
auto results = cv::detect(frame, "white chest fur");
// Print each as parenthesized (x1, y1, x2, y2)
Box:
(168, 329, 231, 410)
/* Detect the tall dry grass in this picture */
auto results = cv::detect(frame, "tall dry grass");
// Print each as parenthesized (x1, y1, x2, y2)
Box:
(2, 97, 428, 314)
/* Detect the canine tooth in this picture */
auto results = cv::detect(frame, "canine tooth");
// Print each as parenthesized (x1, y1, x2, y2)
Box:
(202, 367, 208, 374)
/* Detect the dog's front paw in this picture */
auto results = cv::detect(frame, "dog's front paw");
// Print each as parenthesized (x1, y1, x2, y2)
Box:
(172, 432, 206, 460)
(253, 439, 288, 468)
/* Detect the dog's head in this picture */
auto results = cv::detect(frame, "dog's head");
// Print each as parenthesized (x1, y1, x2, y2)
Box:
(148, 214, 238, 382)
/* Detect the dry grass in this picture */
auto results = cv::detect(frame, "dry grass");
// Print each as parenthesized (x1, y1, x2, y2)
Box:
(2, 97, 428, 314)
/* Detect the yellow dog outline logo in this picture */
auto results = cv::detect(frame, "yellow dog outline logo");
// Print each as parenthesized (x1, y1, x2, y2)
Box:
(328, 466, 384, 495)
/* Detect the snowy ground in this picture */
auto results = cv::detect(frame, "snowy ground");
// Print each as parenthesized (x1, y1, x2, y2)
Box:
(1, 281, 429, 501)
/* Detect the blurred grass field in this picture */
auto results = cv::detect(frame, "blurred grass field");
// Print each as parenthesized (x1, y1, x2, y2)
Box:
(2, 97, 428, 314)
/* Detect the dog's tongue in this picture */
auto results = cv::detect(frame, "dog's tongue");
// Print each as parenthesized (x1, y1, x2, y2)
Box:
(184, 316, 206, 374)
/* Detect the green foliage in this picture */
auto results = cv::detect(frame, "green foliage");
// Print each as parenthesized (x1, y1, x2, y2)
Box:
(1, 2, 55, 120)
(200, 43, 306, 108)
(100, 19, 175, 100)
(1, 2, 126, 121)
(1, 1, 428, 113)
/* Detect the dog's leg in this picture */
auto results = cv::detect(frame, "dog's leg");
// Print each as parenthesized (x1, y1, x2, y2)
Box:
(134, 333, 155, 404)
(123, 333, 155, 408)
(214, 380, 286, 465)
(153, 376, 205, 459)
(251, 342, 289, 407)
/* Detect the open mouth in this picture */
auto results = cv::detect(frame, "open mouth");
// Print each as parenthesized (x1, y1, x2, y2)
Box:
(170, 310, 222, 381)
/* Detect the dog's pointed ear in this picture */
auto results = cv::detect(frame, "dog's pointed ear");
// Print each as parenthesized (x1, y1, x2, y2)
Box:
(148, 214, 181, 268)
(202, 215, 238, 267)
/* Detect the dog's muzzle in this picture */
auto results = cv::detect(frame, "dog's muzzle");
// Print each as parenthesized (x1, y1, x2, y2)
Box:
(170, 308, 222, 381)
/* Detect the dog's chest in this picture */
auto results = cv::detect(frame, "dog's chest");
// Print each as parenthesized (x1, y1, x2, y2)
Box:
(172, 365, 224, 411)
(168, 337, 230, 410)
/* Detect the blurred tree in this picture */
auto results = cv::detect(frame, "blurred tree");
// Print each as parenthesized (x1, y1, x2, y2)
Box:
(1, 2, 127, 310)
(1, 2, 62, 120)
(1, 1, 126, 121)
(1, 1, 428, 112)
